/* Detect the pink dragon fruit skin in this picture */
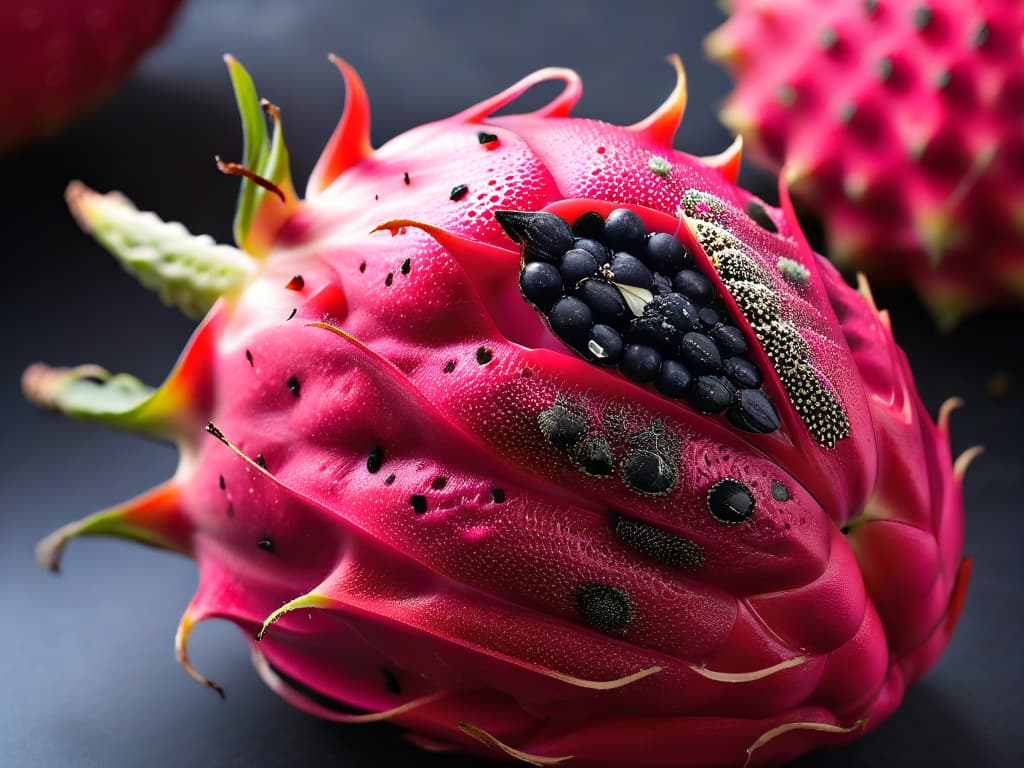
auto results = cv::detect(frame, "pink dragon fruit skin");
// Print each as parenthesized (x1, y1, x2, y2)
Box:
(707, 0, 1024, 330)
(24, 55, 977, 767)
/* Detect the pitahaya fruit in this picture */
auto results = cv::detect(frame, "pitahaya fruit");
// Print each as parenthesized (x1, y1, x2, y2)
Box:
(25, 55, 976, 768)
(707, 0, 1024, 329)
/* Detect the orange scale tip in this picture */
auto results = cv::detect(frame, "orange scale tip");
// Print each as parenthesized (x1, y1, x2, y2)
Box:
(629, 54, 688, 148)
(453, 67, 582, 124)
(306, 55, 374, 197)
(700, 134, 743, 184)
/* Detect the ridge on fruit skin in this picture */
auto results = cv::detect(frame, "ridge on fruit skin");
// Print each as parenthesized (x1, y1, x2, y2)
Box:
(708, 0, 1024, 329)
(25, 54, 975, 768)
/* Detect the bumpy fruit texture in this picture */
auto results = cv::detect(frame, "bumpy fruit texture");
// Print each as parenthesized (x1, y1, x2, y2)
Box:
(26, 56, 976, 768)
(708, 0, 1024, 329)
(0, 0, 183, 154)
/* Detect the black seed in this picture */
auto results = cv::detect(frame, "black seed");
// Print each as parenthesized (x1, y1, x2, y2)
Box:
(491, 488, 506, 503)
(571, 435, 615, 476)
(443, 360, 456, 373)
(246, 349, 254, 366)
(559, 248, 600, 289)
(728, 388, 781, 434)
(609, 252, 654, 290)
(690, 375, 733, 414)
(476, 347, 493, 365)
(384, 473, 396, 485)
(707, 478, 756, 524)
(672, 270, 714, 303)
(287, 376, 301, 397)
(410, 495, 428, 514)
(620, 344, 662, 383)
(367, 446, 385, 474)
(575, 583, 632, 632)
(644, 232, 690, 274)
(286, 307, 297, 321)
(381, 668, 401, 694)
(403, 171, 410, 185)
(655, 359, 693, 398)
(257, 538, 275, 552)
(631, 293, 699, 349)
(477, 131, 498, 145)
(218, 475, 226, 490)
(571, 237, 612, 264)
(359, 261, 367, 273)
(746, 200, 778, 233)
(772, 480, 790, 502)
(400, 258, 411, 275)
(538, 402, 587, 450)
(494, 210, 574, 264)
(549, 296, 594, 345)
(614, 516, 705, 570)
(604, 208, 647, 252)
(621, 451, 675, 495)
(285, 274, 305, 290)
(578, 279, 629, 327)
(572, 211, 605, 240)
(256, 453, 268, 469)
(651, 273, 673, 295)
(385, 272, 393, 287)
(450, 184, 468, 201)
(710, 324, 749, 356)
(698, 308, 720, 329)
(587, 324, 624, 365)
(722, 357, 761, 388)
(431, 476, 448, 490)
(521, 261, 563, 310)
(679, 332, 722, 373)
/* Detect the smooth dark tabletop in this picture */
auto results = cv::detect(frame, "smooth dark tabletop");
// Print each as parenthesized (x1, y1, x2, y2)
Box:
(2, 1, 1021, 766)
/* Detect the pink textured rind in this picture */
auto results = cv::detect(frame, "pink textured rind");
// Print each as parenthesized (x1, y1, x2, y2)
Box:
(710, 0, 1024, 325)
(58, 63, 967, 767)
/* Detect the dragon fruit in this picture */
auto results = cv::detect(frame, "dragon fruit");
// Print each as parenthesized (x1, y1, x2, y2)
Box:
(707, 0, 1024, 329)
(25, 55, 976, 767)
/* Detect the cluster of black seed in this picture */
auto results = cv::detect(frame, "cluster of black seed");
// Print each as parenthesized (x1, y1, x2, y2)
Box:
(495, 208, 780, 434)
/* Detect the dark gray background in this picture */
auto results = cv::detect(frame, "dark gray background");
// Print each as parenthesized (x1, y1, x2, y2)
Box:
(2, 1, 1020, 766)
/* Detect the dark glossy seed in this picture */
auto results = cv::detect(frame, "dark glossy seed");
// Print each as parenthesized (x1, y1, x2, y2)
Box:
(575, 583, 632, 632)
(560, 248, 600, 288)
(520, 261, 563, 310)
(645, 232, 690, 275)
(604, 208, 647, 252)
(690, 375, 733, 414)
(572, 436, 615, 476)
(728, 388, 781, 433)
(367, 446, 385, 473)
(723, 357, 761, 388)
(655, 359, 693, 398)
(630, 294, 698, 349)
(620, 344, 662, 383)
(771, 480, 790, 501)
(746, 200, 778, 233)
(614, 516, 704, 570)
(710, 324, 749, 356)
(672, 269, 714, 303)
(698, 307, 720, 328)
(609, 253, 654, 289)
(410, 495, 428, 514)
(538, 402, 587, 450)
(679, 332, 722, 373)
(549, 297, 593, 345)
(659, 293, 700, 332)
(651, 273, 673, 295)
(257, 538, 275, 552)
(571, 237, 611, 264)
(621, 451, 675, 495)
(494, 210, 574, 264)
(572, 211, 605, 240)
(707, 478, 756, 523)
(587, 324, 624, 365)
(578, 279, 628, 326)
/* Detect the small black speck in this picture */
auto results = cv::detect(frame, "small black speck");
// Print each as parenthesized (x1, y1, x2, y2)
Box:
(864, 0, 878, 14)
(246, 349, 254, 367)
(286, 307, 297, 321)
(431, 476, 448, 490)
(287, 376, 301, 397)
(936, 69, 952, 90)
(477, 132, 498, 145)
(840, 525, 852, 535)
(385, 272, 393, 287)
(450, 184, 468, 201)
(257, 538, 275, 552)
(973, 21, 990, 48)
(381, 668, 401, 694)
(256, 453, 267, 470)
(374, 193, 379, 201)
(359, 261, 367, 273)
(491, 488, 505, 504)
(218, 475, 226, 491)
(476, 347, 493, 365)
(443, 360, 456, 374)
(403, 171, 410, 185)
(285, 275, 304, 291)
(384, 473, 396, 485)
(367, 446, 385, 474)
(410, 494, 428, 514)
(913, 5, 933, 30)
(400, 258, 411, 275)
(819, 27, 838, 50)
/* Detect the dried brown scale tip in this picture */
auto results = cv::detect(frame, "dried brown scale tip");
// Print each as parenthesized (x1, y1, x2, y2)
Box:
(214, 156, 287, 203)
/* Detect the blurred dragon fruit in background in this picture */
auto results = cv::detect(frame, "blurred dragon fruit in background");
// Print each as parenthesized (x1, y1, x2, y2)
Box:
(708, 0, 1024, 330)
(25, 55, 976, 767)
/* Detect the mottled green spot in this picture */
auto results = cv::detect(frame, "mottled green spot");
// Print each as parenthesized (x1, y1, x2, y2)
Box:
(648, 155, 672, 177)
